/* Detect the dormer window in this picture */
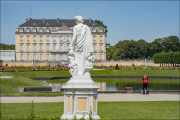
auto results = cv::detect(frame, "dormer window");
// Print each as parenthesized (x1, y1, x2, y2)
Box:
(46, 23, 49, 26)
(92, 23, 95, 26)
(39, 28, 43, 32)
(33, 23, 36, 26)
(46, 28, 49, 32)
(92, 28, 96, 32)
(53, 28, 56, 31)
(26, 28, 30, 32)
(33, 28, 36, 32)
(19, 28, 23, 32)
(99, 27, 103, 32)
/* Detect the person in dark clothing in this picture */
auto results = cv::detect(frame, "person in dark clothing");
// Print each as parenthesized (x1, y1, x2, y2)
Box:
(141, 74, 148, 95)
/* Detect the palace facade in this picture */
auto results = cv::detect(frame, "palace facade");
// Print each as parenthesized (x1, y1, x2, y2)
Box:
(15, 18, 106, 65)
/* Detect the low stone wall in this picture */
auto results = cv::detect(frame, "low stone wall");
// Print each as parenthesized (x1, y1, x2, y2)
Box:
(30, 76, 180, 80)
(23, 87, 52, 92)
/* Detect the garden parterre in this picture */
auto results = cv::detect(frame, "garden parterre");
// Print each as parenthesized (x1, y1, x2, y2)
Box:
(0, 65, 179, 72)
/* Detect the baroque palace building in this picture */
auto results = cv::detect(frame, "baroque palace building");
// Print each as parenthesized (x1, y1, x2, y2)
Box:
(15, 18, 106, 65)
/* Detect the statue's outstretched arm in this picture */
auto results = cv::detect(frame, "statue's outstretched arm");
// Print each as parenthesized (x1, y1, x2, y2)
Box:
(71, 27, 77, 46)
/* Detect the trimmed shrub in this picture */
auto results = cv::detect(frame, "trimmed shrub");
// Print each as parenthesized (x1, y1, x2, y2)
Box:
(115, 64, 119, 70)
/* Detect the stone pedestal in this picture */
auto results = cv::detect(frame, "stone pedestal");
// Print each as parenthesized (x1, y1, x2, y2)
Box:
(61, 76, 100, 119)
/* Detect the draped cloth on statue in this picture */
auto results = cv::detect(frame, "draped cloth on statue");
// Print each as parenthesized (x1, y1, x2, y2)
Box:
(74, 25, 94, 75)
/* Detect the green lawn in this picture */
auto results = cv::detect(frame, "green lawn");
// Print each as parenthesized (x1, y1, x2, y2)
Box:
(1, 101, 179, 119)
(0, 92, 63, 97)
(0, 76, 46, 92)
(1, 69, 179, 77)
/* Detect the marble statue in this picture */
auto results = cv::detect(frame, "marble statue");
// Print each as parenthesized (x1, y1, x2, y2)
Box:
(61, 16, 100, 119)
(68, 16, 96, 76)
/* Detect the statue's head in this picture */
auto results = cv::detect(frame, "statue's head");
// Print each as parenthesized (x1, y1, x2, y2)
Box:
(75, 16, 84, 24)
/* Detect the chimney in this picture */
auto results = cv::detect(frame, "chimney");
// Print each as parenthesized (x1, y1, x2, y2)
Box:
(26, 19, 29, 22)
(43, 18, 45, 23)
(89, 18, 91, 23)
(57, 18, 59, 23)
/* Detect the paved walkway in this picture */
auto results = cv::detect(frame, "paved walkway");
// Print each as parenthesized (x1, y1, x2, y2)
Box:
(1, 93, 179, 103)
(0, 76, 12, 79)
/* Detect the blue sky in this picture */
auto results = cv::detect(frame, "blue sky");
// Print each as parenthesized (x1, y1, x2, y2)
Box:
(1, 1, 179, 46)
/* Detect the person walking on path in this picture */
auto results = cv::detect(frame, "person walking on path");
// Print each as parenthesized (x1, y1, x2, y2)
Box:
(141, 74, 148, 95)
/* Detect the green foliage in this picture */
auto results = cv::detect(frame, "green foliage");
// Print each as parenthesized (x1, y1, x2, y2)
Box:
(95, 20, 108, 33)
(0, 43, 15, 50)
(172, 52, 180, 64)
(73, 115, 77, 120)
(89, 107, 93, 120)
(106, 36, 179, 60)
(153, 52, 180, 64)
(115, 64, 119, 70)
(28, 101, 35, 120)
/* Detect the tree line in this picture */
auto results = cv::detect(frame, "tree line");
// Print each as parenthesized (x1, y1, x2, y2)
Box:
(0, 43, 15, 50)
(106, 36, 179, 60)
(153, 52, 180, 67)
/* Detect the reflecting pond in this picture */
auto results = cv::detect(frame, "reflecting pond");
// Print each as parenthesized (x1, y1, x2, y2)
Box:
(48, 78, 180, 92)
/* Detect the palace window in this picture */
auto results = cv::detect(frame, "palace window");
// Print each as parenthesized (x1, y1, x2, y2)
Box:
(39, 28, 43, 32)
(40, 36, 43, 42)
(67, 44, 69, 51)
(60, 44, 63, 51)
(53, 36, 56, 42)
(46, 36, 49, 42)
(100, 36, 103, 42)
(60, 36, 63, 41)
(53, 28, 56, 31)
(19, 28, 23, 32)
(67, 36, 69, 41)
(46, 28, 49, 32)
(26, 44, 30, 51)
(20, 54, 23, 61)
(26, 28, 30, 32)
(53, 44, 56, 51)
(64, 54, 67, 60)
(26, 36, 30, 42)
(33, 28, 36, 32)
(33, 44, 36, 51)
(100, 54, 103, 60)
(33, 54, 36, 60)
(33, 36, 36, 42)
(46, 44, 49, 51)
(20, 36, 23, 42)
(93, 36, 96, 42)
(27, 54, 30, 61)
(46, 54, 49, 60)
(60, 54, 63, 60)
(53, 54, 56, 61)
(93, 44, 96, 51)
(20, 44, 23, 51)
(99, 44, 103, 51)
(40, 54, 43, 61)
(39, 44, 43, 51)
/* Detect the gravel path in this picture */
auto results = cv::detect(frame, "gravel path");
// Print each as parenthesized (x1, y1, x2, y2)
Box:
(1, 93, 179, 103)
(0, 76, 12, 79)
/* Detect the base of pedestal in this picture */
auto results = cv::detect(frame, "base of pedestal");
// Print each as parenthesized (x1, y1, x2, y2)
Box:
(61, 114, 100, 120)
(61, 76, 100, 120)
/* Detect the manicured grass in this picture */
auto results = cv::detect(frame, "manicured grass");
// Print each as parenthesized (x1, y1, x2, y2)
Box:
(1, 101, 179, 119)
(0, 76, 46, 92)
(1, 71, 71, 77)
(45, 78, 180, 84)
(1, 69, 179, 77)
(91, 70, 179, 76)
(0, 92, 64, 97)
